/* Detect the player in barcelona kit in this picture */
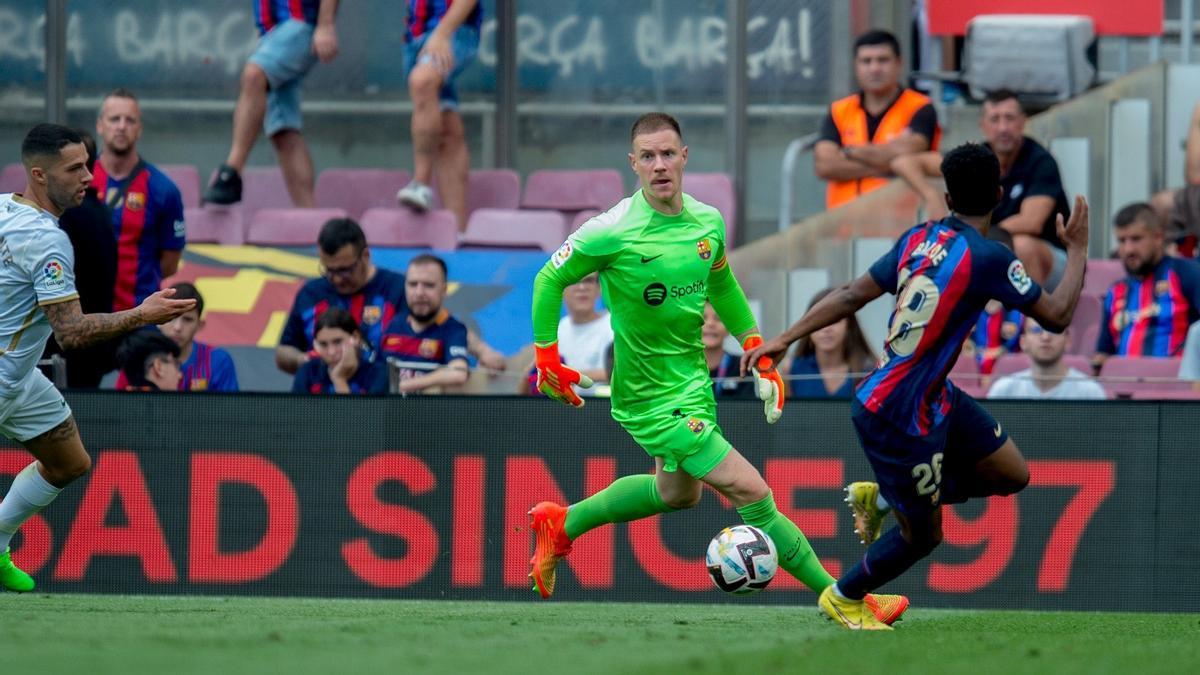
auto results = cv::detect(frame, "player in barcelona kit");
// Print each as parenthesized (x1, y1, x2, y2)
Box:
(526, 113, 909, 625)
(745, 143, 1090, 629)
(0, 124, 194, 591)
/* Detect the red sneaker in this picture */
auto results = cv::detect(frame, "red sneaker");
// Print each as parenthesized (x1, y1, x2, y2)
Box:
(528, 502, 573, 599)
(864, 593, 910, 625)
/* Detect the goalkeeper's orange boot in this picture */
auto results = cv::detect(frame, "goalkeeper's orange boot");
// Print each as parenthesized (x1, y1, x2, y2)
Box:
(528, 501, 573, 599)
(865, 593, 910, 625)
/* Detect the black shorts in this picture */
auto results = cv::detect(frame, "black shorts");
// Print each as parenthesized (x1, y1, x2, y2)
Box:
(851, 387, 1008, 516)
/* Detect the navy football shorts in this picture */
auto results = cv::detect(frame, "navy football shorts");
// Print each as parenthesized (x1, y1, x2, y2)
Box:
(850, 386, 1008, 517)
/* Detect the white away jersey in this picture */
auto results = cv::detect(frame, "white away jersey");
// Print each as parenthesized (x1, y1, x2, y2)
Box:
(0, 194, 78, 395)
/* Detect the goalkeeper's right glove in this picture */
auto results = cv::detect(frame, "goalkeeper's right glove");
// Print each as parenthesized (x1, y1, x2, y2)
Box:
(742, 335, 785, 424)
(534, 342, 594, 408)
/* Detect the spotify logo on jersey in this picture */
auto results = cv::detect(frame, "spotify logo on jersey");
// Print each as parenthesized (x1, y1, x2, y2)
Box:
(643, 282, 667, 306)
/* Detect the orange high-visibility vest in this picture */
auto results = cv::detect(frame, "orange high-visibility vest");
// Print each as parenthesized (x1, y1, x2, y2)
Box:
(826, 89, 940, 209)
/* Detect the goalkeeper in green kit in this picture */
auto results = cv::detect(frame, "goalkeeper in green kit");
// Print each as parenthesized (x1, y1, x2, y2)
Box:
(527, 112, 908, 624)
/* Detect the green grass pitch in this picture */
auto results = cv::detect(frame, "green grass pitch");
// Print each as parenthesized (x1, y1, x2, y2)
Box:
(1, 594, 1197, 674)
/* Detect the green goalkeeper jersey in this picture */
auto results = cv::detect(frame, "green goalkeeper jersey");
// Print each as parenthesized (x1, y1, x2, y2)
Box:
(532, 190, 758, 422)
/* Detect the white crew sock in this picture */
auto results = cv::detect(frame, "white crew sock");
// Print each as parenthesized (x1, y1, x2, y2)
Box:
(0, 462, 62, 552)
(875, 492, 891, 512)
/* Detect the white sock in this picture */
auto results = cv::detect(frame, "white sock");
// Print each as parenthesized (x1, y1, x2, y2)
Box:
(0, 462, 62, 552)
(875, 492, 891, 512)
(831, 583, 851, 601)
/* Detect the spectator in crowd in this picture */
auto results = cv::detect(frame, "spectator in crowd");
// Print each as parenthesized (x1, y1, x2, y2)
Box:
(785, 287, 876, 398)
(395, 0, 482, 231)
(293, 307, 388, 394)
(381, 254, 470, 394)
(892, 90, 1070, 288)
(42, 129, 119, 388)
(1178, 320, 1200, 390)
(557, 273, 613, 389)
(813, 29, 940, 210)
(159, 283, 239, 392)
(702, 303, 755, 398)
(277, 217, 505, 374)
(204, 0, 340, 206)
(92, 88, 186, 310)
(1151, 101, 1200, 257)
(965, 228, 1024, 375)
(278, 217, 405, 373)
(1095, 202, 1200, 366)
(988, 319, 1105, 399)
(117, 330, 183, 392)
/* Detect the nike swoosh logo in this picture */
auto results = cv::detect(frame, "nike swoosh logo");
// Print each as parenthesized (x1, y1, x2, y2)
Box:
(830, 601, 861, 629)
(641, 254, 663, 263)
(993, 423, 1003, 437)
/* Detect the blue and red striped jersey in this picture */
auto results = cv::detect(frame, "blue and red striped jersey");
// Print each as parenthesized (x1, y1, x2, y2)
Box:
(380, 307, 469, 376)
(1097, 256, 1200, 357)
(90, 160, 186, 311)
(856, 218, 1043, 435)
(280, 268, 407, 360)
(406, 0, 483, 41)
(291, 352, 389, 394)
(181, 342, 240, 392)
(970, 302, 1024, 375)
(255, 0, 320, 35)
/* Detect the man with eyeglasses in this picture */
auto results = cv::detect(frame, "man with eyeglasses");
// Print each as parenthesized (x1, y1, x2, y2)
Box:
(276, 218, 407, 374)
(277, 217, 507, 375)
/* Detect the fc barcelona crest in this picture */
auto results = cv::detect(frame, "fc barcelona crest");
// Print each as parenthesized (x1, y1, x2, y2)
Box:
(361, 305, 382, 326)
(687, 417, 705, 434)
(696, 239, 712, 260)
(419, 339, 439, 359)
(125, 192, 145, 212)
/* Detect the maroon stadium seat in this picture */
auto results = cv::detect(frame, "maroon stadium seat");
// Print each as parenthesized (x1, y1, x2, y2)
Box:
(461, 208, 567, 253)
(991, 353, 1094, 378)
(570, 209, 602, 233)
(208, 166, 292, 218)
(247, 207, 348, 246)
(950, 351, 982, 390)
(0, 163, 25, 193)
(359, 208, 458, 250)
(1074, 322, 1101, 356)
(1099, 356, 1187, 398)
(161, 164, 201, 209)
(183, 206, 246, 245)
(685, 172, 736, 242)
(1131, 388, 1200, 400)
(1083, 259, 1125, 299)
(447, 169, 521, 218)
(521, 169, 624, 212)
(1068, 294, 1102, 354)
(315, 169, 411, 219)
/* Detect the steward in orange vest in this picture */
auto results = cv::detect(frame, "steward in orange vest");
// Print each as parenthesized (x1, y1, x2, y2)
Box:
(823, 89, 941, 209)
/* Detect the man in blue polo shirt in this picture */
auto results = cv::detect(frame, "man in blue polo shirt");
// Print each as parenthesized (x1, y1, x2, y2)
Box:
(381, 254, 470, 393)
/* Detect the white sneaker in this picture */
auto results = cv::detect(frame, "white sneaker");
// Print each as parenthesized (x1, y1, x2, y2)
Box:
(397, 181, 434, 212)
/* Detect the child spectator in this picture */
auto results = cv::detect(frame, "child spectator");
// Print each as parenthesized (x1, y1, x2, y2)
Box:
(293, 307, 388, 394)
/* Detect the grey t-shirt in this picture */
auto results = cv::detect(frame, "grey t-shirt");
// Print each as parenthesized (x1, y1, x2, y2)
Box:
(1178, 321, 1200, 380)
(987, 368, 1107, 399)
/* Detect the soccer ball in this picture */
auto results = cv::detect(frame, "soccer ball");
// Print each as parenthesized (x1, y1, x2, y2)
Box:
(705, 525, 778, 594)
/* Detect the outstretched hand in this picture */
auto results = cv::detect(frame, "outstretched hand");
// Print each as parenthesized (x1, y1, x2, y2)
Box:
(1056, 194, 1089, 252)
(137, 288, 197, 325)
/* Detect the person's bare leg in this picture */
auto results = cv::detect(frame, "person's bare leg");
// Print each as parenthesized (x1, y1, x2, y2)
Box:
(408, 64, 444, 186)
(226, 63, 271, 172)
(436, 110, 470, 231)
(270, 129, 316, 207)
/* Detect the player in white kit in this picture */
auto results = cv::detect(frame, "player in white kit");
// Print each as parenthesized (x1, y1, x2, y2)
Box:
(0, 124, 195, 590)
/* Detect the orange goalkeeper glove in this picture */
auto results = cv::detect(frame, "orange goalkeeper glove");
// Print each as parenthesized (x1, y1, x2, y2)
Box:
(742, 335, 784, 424)
(534, 342, 594, 408)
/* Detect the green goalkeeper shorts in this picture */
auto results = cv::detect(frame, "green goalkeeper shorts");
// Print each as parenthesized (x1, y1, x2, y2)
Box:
(614, 405, 733, 479)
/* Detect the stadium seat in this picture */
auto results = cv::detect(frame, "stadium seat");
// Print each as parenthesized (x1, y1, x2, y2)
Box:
(1099, 356, 1187, 398)
(521, 169, 624, 213)
(686, 172, 736, 242)
(161, 164, 201, 209)
(183, 206, 246, 245)
(460, 208, 567, 253)
(209, 166, 292, 218)
(950, 352, 982, 390)
(570, 209, 602, 233)
(458, 169, 522, 217)
(1083, 259, 1124, 299)
(315, 169, 411, 219)
(991, 353, 1095, 378)
(1, 163, 26, 193)
(1131, 389, 1200, 400)
(359, 208, 458, 250)
(246, 207, 348, 246)
(1068, 294, 1102, 355)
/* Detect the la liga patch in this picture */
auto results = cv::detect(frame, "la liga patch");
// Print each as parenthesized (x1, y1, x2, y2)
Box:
(1007, 259, 1032, 295)
(42, 259, 67, 290)
(550, 240, 573, 269)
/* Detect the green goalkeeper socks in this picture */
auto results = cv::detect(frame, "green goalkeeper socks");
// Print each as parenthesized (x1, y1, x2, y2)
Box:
(736, 491, 836, 593)
(564, 474, 676, 540)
